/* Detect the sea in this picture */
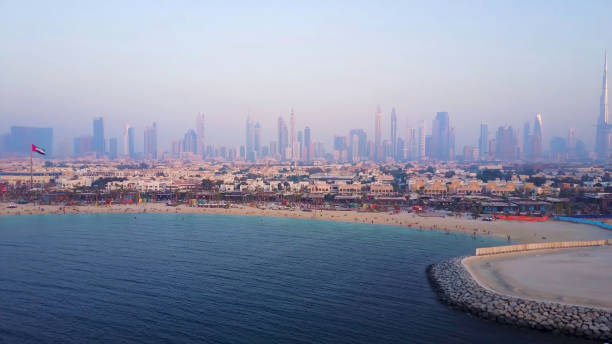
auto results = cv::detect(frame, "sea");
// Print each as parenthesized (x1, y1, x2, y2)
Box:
(0, 213, 590, 343)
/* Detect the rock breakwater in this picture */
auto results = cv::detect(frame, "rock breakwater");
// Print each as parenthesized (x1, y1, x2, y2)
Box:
(428, 257, 612, 341)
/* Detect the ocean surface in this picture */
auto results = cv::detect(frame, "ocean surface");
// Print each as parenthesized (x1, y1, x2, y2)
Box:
(0, 213, 589, 344)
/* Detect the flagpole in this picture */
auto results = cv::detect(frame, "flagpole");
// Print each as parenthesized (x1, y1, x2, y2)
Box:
(30, 148, 33, 188)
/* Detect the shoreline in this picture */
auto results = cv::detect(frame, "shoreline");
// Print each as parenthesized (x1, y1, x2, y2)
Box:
(2, 202, 612, 243)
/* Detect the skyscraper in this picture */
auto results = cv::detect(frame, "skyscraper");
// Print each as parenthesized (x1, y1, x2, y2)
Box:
(349, 129, 367, 160)
(432, 112, 450, 160)
(407, 126, 417, 160)
(418, 120, 426, 160)
(495, 125, 518, 161)
(290, 109, 297, 161)
(7, 126, 53, 157)
(245, 117, 255, 162)
(109, 138, 118, 160)
(277, 116, 288, 160)
(532, 113, 543, 158)
(196, 113, 205, 158)
(374, 106, 382, 161)
(254, 122, 261, 158)
(304, 126, 311, 162)
(144, 122, 157, 159)
(92, 117, 105, 156)
(478, 122, 488, 160)
(390, 108, 397, 160)
(123, 124, 135, 158)
(183, 129, 197, 154)
(522, 121, 532, 159)
(568, 127, 576, 150)
(595, 52, 611, 159)
(73, 135, 93, 156)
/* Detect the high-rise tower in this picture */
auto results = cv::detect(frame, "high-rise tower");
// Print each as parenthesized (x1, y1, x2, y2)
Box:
(432, 112, 450, 160)
(304, 126, 311, 162)
(290, 109, 296, 161)
(375, 106, 382, 161)
(123, 124, 134, 158)
(196, 113, 205, 158)
(532, 113, 543, 158)
(390, 108, 397, 160)
(254, 122, 261, 158)
(93, 117, 105, 157)
(478, 122, 488, 160)
(144, 122, 157, 159)
(596, 52, 611, 158)
(245, 117, 255, 162)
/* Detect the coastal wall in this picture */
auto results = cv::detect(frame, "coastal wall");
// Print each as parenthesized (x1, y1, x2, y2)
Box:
(475, 240, 609, 256)
(427, 257, 612, 341)
(555, 216, 612, 230)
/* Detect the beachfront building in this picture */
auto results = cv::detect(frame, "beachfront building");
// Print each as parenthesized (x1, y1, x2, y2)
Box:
(485, 181, 516, 196)
(369, 183, 394, 195)
(423, 180, 448, 196)
(308, 182, 331, 194)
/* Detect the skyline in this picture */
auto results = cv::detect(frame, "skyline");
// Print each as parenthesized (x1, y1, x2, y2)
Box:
(2, 1, 612, 151)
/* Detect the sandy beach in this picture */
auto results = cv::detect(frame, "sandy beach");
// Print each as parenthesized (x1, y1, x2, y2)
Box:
(464, 246, 612, 309)
(2, 202, 611, 243)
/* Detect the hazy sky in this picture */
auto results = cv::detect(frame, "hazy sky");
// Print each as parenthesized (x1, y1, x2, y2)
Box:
(1, 1, 611, 153)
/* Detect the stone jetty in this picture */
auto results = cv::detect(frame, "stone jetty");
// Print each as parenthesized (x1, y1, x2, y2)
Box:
(428, 257, 612, 341)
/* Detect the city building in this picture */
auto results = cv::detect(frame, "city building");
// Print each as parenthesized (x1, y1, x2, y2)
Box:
(304, 126, 311, 162)
(144, 122, 158, 159)
(432, 112, 451, 160)
(245, 117, 255, 162)
(73, 135, 93, 156)
(196, 113, 205, 158)
(595, 52, 611, 159)
(374, 106, 382, 161)
(92, 117, 105, 157)
(495, 125, 518, 161)
(478, 122, 488, 160)
(254, 122, 261, 158)
(123, 124, 135, 158)
(390, 108, 397, 160)
(5, 126, 53, 157)
(277, 116, 288, 160)
(532, 113, 543, 159)
(109, 138, 118, 160)
(290, 109, 296, 161)
(183, 129, 197, 154)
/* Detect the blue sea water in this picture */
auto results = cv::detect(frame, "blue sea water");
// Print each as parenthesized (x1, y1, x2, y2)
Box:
(0, 213, 589, 344)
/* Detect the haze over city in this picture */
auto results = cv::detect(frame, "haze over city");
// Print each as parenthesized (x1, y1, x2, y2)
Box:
(2, 1, 612, 153)
(3, 2, 612, 344)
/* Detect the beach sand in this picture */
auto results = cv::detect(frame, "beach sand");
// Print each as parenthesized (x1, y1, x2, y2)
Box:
(2, 202, 611, 243)
(463, 246, 612, 309)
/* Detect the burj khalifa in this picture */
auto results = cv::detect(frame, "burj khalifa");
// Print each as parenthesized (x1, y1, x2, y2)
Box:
(595, 52, 611, 159)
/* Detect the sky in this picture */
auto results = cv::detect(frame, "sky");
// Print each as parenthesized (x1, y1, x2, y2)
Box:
(1, 0, 611, 153)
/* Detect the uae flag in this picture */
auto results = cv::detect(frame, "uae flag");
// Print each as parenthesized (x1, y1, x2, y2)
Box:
(31, 144, 46, 155)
